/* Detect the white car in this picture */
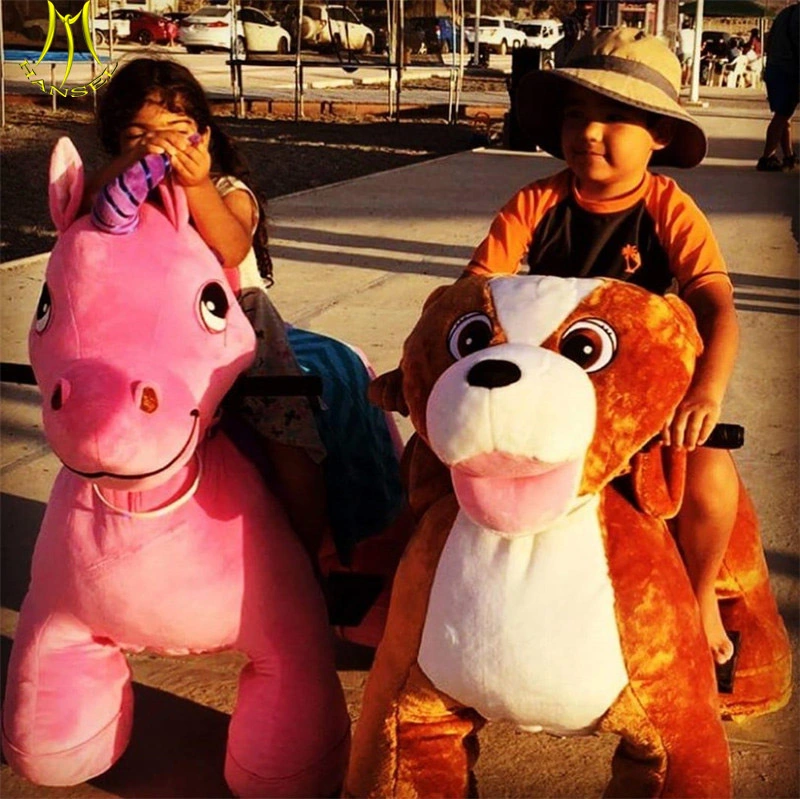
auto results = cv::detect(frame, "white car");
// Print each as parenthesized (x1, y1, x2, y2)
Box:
(180, 5, 291, 56)
(292, 3, 375, 53)
(464, 16, 526, 55)
(94, 9, 134, 44)
(516, 19, 565, 50)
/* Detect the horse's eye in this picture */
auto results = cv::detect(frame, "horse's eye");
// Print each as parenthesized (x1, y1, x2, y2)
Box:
(34, 283, 52, 334)
(198, 282, 229, 333)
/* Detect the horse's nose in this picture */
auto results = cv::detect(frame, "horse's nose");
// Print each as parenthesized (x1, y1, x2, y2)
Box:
(132, 381, 160, 414)
(50, 378, 71, 410)
(467, 359, 522, 389)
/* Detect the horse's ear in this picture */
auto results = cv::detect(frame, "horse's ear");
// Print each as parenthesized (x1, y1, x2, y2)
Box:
(157, 180, 190, 231)
(49, 137, 85, 233)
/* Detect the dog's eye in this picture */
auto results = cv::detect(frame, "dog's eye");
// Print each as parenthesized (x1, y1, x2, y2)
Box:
(448, 312, 493, 360)
(559, 318, 617, 373)
(198, 282, 229, 333)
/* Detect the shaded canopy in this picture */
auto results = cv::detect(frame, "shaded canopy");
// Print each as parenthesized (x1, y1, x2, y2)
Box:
(679, 0, 774, 17)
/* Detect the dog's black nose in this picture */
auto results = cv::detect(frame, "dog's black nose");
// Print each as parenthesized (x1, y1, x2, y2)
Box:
(466, 359, 521, 389)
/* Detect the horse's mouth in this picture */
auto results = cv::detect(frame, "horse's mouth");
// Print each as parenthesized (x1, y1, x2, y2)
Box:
(64, 410, 200, 480)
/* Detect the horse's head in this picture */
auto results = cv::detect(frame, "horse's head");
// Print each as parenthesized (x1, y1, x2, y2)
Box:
(30, 137, 256, 491)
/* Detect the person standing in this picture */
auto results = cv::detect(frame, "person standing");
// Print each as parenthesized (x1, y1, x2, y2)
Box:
(678, 20, 696, 86)
(757, 2, 799, 171)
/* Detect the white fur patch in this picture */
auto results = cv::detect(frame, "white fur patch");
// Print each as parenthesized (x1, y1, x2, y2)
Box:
(418, 497, 628, 735)
(490, 275, 604, 346)
(426, 343, 596, 467)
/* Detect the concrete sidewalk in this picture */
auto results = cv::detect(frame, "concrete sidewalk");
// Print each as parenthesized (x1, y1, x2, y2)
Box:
(1, 107, 798, 796)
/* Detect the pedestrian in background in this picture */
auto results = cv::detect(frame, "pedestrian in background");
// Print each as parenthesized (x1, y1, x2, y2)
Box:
(757, 2, 798, 171)
(678, 20, 695, 86)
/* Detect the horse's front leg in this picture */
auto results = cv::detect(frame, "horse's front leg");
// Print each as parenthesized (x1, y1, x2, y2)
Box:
(3, 601, 133, 786)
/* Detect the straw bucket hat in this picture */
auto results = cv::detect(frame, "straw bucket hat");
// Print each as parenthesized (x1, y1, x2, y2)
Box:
(517, 27, 708, 168)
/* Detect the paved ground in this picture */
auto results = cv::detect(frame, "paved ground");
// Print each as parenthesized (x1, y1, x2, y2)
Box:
(0, 78, 798, 797)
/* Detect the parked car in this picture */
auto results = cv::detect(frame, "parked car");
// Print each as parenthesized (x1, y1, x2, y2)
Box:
(22, 13, 121, 47)
(129, 11, 179, 45)
(464, 16, 526, 55)
(180, 5, 291, 56)
(94, 8, 134, 44)
(516, 19, 564, 50)
(286, 3, 375, 53)
(163, 12, 190, 25)
(405, 16, 458, 55)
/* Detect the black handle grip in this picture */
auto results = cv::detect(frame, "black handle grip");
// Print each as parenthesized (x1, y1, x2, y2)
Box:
(702, 423, 745, 450)
(0, 363, 323, 398)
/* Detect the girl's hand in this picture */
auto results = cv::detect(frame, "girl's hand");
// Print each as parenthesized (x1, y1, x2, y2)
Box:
(166, 130, 211, 188)
(662, 392, 721, 450)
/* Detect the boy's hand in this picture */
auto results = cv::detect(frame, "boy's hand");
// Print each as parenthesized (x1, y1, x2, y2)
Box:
(662, 392, 721, 450)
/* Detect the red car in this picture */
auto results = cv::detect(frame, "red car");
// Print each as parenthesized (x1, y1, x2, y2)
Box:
(129, 11, 179, 45)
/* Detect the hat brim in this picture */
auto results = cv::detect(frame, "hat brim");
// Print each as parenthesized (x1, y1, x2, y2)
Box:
(517, 68, 708, 169)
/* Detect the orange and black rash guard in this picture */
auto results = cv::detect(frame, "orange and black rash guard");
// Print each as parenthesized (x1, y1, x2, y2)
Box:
(467, 170, 732, 298)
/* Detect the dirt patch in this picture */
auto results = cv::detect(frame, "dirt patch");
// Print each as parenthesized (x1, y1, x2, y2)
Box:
(0, 103, 481, 262)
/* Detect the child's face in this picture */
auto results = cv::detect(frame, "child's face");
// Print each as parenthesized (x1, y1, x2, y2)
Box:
(560, 85, 669, 199)
(120, 96, 199, 154)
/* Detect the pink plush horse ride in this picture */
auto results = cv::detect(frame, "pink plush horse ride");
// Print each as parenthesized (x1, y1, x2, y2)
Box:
(1, 138, 350, 797)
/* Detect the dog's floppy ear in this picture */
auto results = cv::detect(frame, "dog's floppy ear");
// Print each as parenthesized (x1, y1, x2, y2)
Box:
(368, 367, 409, 416)
(629, 442, 687, 519)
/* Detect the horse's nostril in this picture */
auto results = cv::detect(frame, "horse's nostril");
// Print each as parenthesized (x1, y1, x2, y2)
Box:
(467, 359, 522, 389)
(140, 386, 159, 414)
(51, 384, 63, 410)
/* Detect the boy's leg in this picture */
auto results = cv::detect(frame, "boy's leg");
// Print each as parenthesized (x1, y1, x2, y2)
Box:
(675, 447, 739, 664)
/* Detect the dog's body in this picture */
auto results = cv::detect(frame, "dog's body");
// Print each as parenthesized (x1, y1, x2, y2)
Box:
(346, 274, 790, 798)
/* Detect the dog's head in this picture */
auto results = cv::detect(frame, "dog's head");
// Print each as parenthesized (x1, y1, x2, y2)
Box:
(371, 275, 702, 534)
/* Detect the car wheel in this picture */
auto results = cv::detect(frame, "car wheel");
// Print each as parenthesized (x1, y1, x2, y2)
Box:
(277, 37, 289, 55)
(186, 46, 202, 54)
(94, 29, 106, 46)
(234, 36, 246, 58)
(499, 39, 507, 55)
(362, 35, 373, 54)
(27, 25, 46, 41)
(137, 29, 153, 45)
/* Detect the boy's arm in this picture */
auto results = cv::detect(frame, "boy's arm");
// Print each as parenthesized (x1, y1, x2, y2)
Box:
(463, 187, 538, 277)
(663, 282, 739, 450)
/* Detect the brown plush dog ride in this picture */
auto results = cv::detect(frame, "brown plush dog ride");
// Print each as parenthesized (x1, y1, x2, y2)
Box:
(345, 274, 791, 799)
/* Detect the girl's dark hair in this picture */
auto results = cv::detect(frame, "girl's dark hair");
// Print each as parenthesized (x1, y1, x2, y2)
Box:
(97, 58, 273, 285)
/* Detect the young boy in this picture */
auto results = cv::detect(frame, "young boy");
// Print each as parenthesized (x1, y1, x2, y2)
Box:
(465, 27, 740, 666)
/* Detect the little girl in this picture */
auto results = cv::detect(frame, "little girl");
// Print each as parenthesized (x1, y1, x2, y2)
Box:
(84, 57, 328, 559)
